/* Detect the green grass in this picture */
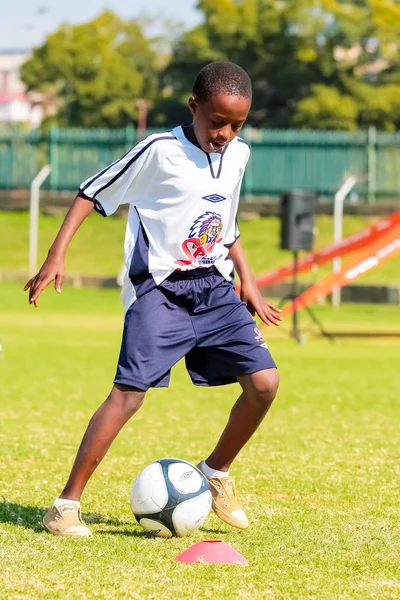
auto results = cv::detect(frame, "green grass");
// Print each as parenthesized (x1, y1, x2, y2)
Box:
(1, 282, 400, 599)
(1, 211, 399, 285)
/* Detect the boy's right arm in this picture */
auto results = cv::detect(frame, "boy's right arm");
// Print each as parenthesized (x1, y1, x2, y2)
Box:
(24, 195, 94, 306)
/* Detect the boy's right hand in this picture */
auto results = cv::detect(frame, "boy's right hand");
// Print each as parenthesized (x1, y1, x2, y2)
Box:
(24, 255, 65, 307)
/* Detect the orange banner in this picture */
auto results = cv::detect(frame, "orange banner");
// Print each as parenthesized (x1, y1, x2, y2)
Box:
(254, 211, 400, 289)
(281, 224, 400, 318)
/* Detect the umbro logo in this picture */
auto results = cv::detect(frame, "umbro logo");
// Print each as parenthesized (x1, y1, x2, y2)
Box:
(179, 471, 193, 482)
(60, 506, 75, 513)
(202, 194, 226, 203)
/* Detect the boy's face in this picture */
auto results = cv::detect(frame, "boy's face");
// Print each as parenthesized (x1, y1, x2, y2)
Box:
(188, 93, 251, 153)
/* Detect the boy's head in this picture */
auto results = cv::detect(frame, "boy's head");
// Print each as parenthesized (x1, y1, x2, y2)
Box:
(189, 61, 252, 153)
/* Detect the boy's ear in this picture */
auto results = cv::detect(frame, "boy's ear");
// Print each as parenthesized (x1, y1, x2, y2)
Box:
(188, 96, 197, 115)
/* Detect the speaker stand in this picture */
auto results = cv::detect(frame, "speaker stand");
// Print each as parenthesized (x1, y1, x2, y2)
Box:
(281, 251, 334, 344)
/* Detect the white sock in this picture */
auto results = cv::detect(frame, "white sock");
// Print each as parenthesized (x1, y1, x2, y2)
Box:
(201, 460, 229, 479)
(53, 498, 80, 508)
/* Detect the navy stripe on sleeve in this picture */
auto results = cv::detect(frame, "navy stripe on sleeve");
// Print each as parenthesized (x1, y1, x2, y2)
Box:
(78, 189, 107, 217)
(92, 134, 175, 199)
(224, 216, 240, 248)
(80, 147, 133, 193)
(224, 233, 241, 248)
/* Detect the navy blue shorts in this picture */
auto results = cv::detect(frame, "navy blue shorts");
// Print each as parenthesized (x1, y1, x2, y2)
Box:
(114, 267, 276, 390)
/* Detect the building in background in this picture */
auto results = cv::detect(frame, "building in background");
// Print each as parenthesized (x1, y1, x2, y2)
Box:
(0, 50, 44, 127)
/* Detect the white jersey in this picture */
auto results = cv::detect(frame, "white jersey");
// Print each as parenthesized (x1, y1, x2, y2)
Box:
(79, 125, 250, 310)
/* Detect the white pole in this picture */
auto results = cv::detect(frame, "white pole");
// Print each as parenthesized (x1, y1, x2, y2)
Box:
(332, 175, 357, 308)
(367, 125, 377, 205)
(29, 165, 51, 277)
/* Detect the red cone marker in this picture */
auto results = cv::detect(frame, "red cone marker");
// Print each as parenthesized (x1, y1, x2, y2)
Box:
(175, 540, 248, 565)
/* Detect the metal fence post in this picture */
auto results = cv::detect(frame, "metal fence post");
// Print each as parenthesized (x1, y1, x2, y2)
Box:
(49, 126, 59, 191)
(29, 165, 52, 277)
(6, 135, 14, 190)
(125, 124, 135, 151)
(367, 126, 377, 204)
(332, 175, 357, 308)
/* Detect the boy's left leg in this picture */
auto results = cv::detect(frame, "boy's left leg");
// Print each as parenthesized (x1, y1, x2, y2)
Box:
(198, 368, 279, 529)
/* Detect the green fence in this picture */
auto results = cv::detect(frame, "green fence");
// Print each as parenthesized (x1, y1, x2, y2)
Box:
(0, 126, 399, 202)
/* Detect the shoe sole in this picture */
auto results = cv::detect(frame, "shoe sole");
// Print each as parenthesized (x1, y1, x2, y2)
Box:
(211, 505, 249, 529)
(42, 518, 92, 537)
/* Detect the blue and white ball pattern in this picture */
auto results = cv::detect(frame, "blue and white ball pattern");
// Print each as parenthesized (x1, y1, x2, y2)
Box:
(130, 458, 212, 537)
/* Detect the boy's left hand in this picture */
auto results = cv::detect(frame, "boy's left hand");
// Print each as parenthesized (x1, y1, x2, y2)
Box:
(240, 279, 282, 326)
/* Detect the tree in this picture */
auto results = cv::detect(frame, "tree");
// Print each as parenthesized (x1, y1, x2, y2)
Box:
(153, 0, 400, 131)
(294, 85, 359, 130)
(21, 10, 159, 128)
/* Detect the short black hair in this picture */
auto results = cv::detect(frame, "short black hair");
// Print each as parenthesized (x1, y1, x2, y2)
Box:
(192, 61, 252, 103)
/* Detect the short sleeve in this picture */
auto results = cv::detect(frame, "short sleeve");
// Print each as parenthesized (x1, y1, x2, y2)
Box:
(224, 144, 250, 246)
(78, 133, 174, 216)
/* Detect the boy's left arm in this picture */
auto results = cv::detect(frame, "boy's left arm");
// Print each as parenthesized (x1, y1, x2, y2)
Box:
(228, 238, 282, 327)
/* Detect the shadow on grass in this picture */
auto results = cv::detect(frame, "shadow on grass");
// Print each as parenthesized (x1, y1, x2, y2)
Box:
(0, 501, 135, 533)
(0, 502, 229, 538)
(98, 528, 160, 538)
(199, 527, 229, 535)
(101, 526, 227, 538)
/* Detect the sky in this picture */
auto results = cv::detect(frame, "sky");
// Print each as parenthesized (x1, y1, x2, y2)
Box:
(0, 0, 202, 51)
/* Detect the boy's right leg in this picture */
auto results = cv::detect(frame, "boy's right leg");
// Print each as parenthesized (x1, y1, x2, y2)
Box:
(42, 384, 145, 536)
(198, 368, 279, 529)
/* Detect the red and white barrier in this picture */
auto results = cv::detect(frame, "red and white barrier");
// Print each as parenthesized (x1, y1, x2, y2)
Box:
(281, 224, 400, 318)
(253, 210, 400, 290)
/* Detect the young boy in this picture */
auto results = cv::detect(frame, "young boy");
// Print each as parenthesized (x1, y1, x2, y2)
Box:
(25, 61, 282, 536)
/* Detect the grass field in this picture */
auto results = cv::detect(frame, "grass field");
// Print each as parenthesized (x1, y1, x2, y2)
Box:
(1, 210, 399, 286)
(1, 282, 400, 599)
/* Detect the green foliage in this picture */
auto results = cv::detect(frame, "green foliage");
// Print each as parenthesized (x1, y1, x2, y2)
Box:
(154, 0, 400, 130)
(20, 11, 159, 128)
(153, 25, 222, 126)
(19, 2, 400, 130)
(294, 85, 359, 130)
(348, 79, 400, 131)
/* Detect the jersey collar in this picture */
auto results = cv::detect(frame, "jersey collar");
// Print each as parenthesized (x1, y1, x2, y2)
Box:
(181, 123, 203, 150)
(174, 124, 236, 156)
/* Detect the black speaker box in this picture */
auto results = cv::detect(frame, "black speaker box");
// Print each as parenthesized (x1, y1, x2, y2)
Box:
(280, 190, 316, 251)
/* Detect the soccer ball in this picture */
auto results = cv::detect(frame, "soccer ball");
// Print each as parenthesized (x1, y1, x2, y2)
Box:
(130, 458, 212, 538)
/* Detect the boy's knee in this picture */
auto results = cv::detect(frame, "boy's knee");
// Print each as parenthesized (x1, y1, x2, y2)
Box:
(111, 384, 146, 416)
(244, 368, 280, 409)
(258, 370, 279, 406)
